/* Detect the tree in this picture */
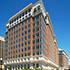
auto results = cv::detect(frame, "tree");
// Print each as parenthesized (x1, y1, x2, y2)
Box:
(8, 65, 11, 70)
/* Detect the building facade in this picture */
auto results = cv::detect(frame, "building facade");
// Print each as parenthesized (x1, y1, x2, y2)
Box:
(4, 0, 59, 70)
(59, 49, 68, 70)
(0, 36, 5, 70)
(68, 65, 70, 69)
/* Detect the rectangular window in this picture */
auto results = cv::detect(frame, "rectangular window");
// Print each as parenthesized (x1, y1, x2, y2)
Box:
(25, 42, 27, 45)
(34, 8, 37, 13)
(25, 36, 27, 40)
(28, 46, 30, 50)
(28, 52, 30, 56)
(38, 6, 40, 11)
(28, 35, 30, 39)
(25, 31, 27, 34)
(36, 39, 39, 43)
(28, 41, 30, 44)
(22, 12, 24, 16)
(28, 29, 31, 33)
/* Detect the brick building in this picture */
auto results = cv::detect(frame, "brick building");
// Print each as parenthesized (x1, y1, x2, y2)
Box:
(4, 0, 59, 70)
(0, 36, 5, 70)
(59, 49, 68, 70)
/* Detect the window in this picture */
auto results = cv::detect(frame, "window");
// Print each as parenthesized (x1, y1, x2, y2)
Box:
(25, 53, 27, 56)
(21, 54, 23, 57)
(35, 15, 39, 20)
(33, 63, 35, 67)
(22, 12, 24, 16)
(25, 42, 27, 45)
(33, 23, 35, 27)
(36, 21, 39, 25)
(33, 35, 35, 38)
(19, 44, 20, 47)
(29, 13, 31, 16)
(33, 40, 35, 44)
(28, 52, 30, 56)
(28, 8, 31, 12)
(36, 63, 39, 68)
(22, 33, 24, 36)
(22, 49, 23, 52)
(25, 11, 27, 14)
(0, 60, 3, 65)
(25, 36, 27, 40)
(36, 33, 39, 37)
(22, 43, 24, 47)
(34, 8, 37, 13)
(16, 35, 18, 38)
(36, 27, 39, 32)
(36, 45, 39, 49)
(28, 46, 30, 50)
(28, 18, 30, 23)
(25, 47, 26, 51)
(18, 54, 20, 57)
(24, 58, 26, 60)
(28, 64, 30, 68)
(36, 39, 39, 43)
(33, 28, 35, 33)
(33, 52, 35, 56)
(22, 38, 24, 41)
(22, 22, 24, 25)
(36, 51, 39, 55)
(25, 31, 27, 34)
(28, 41, 30, 44)
(21, 65, 23, 69)
(33, 46, 35, 50)
(28, 35, 30, 39)
(14, 18, 16, 21)
(28, 29, 31, 33)
(16, 40, 18, 43)
(24, 64, 26, 68)
(28, 24, 30, 27)
(38, 6, 40, 10)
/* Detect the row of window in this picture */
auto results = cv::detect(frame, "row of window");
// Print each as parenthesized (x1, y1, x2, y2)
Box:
(9, 8, 31, 24)
(6, 43, 41, 53)
(34, 5, 41, 14)
(6, 63, 39, 69)
(5, 50, 41, 59)
(7, 32, 40, 45)
(9, 5, 40, 25)
(8, 14, 40, 32)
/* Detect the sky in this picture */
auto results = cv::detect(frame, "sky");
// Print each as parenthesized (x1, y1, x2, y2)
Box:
(0, 0, 70, 63)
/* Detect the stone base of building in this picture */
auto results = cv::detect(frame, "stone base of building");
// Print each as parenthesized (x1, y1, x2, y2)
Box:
(59, 67, 68, 70)
(4, 56, 59, 70)
(4, 62, 58, 70)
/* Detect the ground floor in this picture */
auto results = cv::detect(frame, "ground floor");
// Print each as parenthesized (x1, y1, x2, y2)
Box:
(4, 62, 58, 70)
(4, 56, 59, 70)
(59, 67, 69, 70)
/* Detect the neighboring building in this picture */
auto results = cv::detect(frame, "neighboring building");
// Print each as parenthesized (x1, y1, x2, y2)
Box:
(0, 36, 5, 70)
(4, 0, 59, 70)
(59, 49, 68, 70)
(69, 64, 70, 69)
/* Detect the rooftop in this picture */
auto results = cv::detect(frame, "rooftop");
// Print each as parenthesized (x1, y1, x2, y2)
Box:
(59, 48, 68, 58)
